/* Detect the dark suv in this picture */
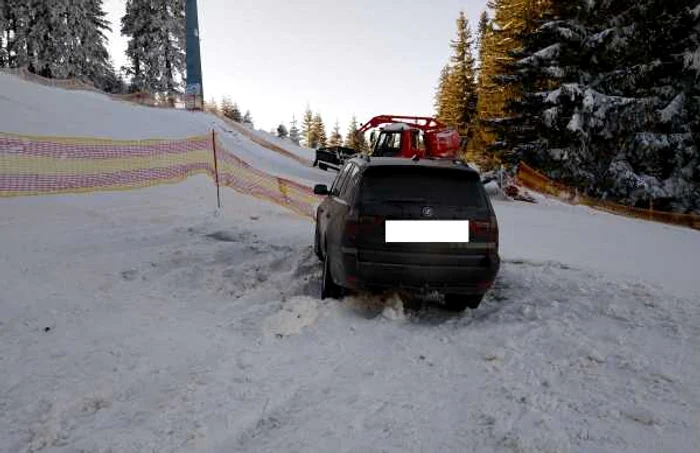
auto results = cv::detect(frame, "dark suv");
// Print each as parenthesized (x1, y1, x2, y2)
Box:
(313, 157, 500, 311)
(313, 146, 357, 171)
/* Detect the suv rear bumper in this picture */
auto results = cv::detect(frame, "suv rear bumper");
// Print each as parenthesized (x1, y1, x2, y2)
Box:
(338, 250, 500, 295)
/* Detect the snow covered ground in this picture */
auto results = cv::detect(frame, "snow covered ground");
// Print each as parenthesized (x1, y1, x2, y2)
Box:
(2, 76, 700, 452)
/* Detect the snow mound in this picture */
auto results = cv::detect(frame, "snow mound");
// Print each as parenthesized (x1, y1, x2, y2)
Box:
(336, 292, 408, 322)
(483, 180, 511, 201)
(381, 294, 406, 321)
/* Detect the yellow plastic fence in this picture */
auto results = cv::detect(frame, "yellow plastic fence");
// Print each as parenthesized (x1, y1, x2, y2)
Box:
(0, 131, 320, 220)
(213, 135, 319, 219)
(516, 162, 700, 230)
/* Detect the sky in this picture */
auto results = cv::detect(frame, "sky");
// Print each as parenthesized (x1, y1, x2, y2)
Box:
(103, 0, 488, 134)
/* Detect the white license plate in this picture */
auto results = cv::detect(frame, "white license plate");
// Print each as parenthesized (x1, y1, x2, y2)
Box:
(385, 221, 470, 243)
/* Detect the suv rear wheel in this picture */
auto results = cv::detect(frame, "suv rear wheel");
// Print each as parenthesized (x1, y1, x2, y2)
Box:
(444, 294, 484, 311)
(314, 227, 323, 261)
(321, 250, 342, 300)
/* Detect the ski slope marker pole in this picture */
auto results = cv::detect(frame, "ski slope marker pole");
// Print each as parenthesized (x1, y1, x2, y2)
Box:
(212, 129, 222, 209)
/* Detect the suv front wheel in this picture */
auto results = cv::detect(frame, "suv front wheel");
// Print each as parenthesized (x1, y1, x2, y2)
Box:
(444, 294, 484, 311)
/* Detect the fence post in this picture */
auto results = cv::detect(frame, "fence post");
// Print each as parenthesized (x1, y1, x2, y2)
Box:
(212, 129, 221, 209)
(277, 178, 290, 205)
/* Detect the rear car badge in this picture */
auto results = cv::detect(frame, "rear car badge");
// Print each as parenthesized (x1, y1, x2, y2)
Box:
(422, 206, 434, 218)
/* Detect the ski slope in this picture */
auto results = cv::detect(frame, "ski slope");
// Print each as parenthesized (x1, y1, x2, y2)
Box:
(1, 76, 700, 453)
(0, 73, 333, 188)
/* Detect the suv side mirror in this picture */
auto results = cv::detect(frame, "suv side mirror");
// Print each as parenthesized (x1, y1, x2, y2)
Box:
(314, 184, 329, 196)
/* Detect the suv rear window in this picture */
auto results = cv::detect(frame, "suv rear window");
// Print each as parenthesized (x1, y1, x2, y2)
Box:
(359, 167, 487, 209)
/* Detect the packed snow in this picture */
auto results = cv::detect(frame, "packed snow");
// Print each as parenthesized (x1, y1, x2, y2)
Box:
(2, 75, 700, 453)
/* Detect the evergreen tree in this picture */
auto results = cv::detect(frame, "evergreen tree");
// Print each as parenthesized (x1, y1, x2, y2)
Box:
(476, 10, 490, 66)
(157, 0, 185, 102)
(220, 96, 234, 119)
(221, 98, 243, 122)
(122, 0, 185, 97)
(121, 0, 150, 91)
(301, 106, 314, 147)
(289, 115, 301, 145)
(311, 112, 327, 148)
(434, 64, 453, 123)
(0, 1, 29, 68)
(243, 110, 253, 127)
(584, 0, 700, 212)
(95, 63, 126, 93)
(73, 0, 113, 84)
(96, 65, 127, 93)
(277, 124, 289, 139)
(231, 102, 242, 122)
(435, 12, 478, 137)
(329, 120, 343, 146)
(345, 116, 368, 152)
(0, 0, 112, 84)
(26, 1, 70, 78)
(449, 12, 478, 136)
(0, 4, 6, 66)
(472, 0, 547, 162)
(491, 0, 571, 167)
(495, 0, 700, 213)
(205, 97, 219, 115)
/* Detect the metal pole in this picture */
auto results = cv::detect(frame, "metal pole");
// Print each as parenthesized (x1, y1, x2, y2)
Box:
(186, 0, 204, 109)
(212, 130, 221, 209)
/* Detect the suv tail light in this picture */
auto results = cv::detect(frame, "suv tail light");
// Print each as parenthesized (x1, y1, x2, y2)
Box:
(470, 217, 499, 245)
(344, 215, 384, 246)
(359, 215, 385, 227)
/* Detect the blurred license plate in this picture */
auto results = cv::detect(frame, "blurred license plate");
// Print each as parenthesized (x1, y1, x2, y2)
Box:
(385, 221, 470, 243)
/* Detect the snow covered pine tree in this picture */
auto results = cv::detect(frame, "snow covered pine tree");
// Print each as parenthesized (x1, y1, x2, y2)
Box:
(122, 0, 185, 102)
(289, 116, 301, 145)
(493, 0, 700, 213)
(0, 0, 115, 87)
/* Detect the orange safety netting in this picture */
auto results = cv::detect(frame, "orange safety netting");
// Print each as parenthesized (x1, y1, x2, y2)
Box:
(516, 162, 700, 230)
(0, 132, 321, 220)
(213, 136, 319, 219)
